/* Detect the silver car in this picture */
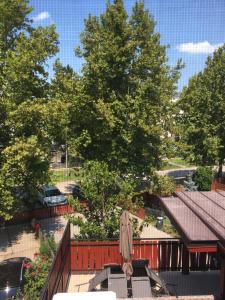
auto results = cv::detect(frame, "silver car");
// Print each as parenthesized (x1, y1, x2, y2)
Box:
(39, 185, 67, 207)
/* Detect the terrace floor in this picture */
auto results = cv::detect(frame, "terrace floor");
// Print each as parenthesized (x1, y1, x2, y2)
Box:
(67, 270, 221, 299)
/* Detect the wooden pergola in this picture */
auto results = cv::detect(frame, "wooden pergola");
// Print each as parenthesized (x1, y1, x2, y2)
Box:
(159, 191, 225, 299)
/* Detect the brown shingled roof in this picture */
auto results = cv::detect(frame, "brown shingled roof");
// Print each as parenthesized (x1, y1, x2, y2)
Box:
(160, 191, 225, 246)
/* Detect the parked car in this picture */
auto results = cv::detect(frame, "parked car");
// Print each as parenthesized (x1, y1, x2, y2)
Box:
(0, 257, 31, 300)
(72, 184, 86, 201)
(39, 185, 67, 207)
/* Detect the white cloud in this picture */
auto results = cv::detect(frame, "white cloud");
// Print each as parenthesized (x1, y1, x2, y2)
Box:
(33, 11, 50, 22)
(176, 41, 223, 54)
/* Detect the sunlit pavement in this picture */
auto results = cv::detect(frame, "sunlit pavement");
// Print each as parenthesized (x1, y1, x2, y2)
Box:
(0, 216, 67, 262)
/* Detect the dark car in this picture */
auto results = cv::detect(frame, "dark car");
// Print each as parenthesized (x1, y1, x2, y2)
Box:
(72, 184, 86, 201)
(0, 257, 31, 300)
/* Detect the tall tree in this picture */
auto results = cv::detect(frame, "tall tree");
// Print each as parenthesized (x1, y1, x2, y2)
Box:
(65, 0, 181, 174)
(178, 45, 225, 175)
(0, 0, 59, 220)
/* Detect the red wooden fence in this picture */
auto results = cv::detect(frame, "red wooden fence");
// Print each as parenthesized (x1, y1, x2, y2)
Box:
(70, 239, 218, 272)
(6, 202, 144, 226)
(6, 204, 75, 225)
(211, 179, 225, 191)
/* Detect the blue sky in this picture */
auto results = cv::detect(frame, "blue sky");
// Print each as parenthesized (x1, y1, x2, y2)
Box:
(30, 0, 225, 91)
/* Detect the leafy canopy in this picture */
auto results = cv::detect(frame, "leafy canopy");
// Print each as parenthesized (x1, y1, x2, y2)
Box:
(178, 45, 225, 173)
(68, 161, 143, 239)
(0, 0, 59, 220)
(55, 0, 182, 175)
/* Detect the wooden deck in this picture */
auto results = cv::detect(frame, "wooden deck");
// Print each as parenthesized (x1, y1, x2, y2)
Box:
(67, 270, 220, 299)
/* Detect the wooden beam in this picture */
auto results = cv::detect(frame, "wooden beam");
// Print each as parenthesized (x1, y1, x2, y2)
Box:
(187, 244, 217, 253)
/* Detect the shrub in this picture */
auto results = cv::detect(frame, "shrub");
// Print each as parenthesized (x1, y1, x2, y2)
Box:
(68, 161, 144, 239)
(23, 235, 57, 299)
(193, 166, 215, 191)
(39, 234, 57, 258)
(23, 254, 51, 300)
(152, 174, 176, 197)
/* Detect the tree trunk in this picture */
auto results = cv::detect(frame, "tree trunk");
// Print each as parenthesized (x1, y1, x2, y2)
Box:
(217, 162, 223, 178)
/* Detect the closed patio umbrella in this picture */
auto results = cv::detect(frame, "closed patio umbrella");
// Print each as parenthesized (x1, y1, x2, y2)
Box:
(119, 210, 133, 279)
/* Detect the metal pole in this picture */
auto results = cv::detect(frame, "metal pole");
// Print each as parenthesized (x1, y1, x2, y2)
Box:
(65, 144, 68, 179)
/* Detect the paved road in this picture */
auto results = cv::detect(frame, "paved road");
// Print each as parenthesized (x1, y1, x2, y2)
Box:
(0, 216, 67, 262)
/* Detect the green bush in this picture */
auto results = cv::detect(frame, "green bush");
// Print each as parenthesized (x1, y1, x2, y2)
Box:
(193, 166, 215, 191)
(24, 254, 51, 300)
(39, 234, 57, 258)
(23, 235, 57, 299)
(152, 174, 176, 197)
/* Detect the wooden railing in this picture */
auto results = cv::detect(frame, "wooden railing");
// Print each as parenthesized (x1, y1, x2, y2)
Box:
(40, 222, 71, 300)
(38, 223, 219, 299)
(70, 239, 219, 272)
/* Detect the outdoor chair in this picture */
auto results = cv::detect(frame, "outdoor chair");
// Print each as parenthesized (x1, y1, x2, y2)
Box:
(145, 266, 178, 297)
(132, 259, 149, 277)
(88, 267, 111, 291)
(131, 276, 152, 298)
(108, 273, 128, 298)
(89, 263, 123, 291)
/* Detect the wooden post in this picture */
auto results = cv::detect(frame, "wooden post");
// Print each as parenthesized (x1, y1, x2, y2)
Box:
(182, 245, 189, 274)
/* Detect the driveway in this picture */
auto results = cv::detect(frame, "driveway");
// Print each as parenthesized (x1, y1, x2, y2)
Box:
(56, 180, 77, 195)
(0, 216, 67, 262)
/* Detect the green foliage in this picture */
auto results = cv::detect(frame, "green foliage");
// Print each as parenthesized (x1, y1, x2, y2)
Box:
(145, 213, 179, 238)
(151, 174, 176, 196)
(0, 174, 15, 221)
(55, 0, 182, 175)
(178, 45, 225, 173)
(50, 168, 77, 184)
(0, 0, 60, 219)
(68, 161, 143, 239)
(23, 235, 57, 300)
(2, 136, 50, 205)
(39, 234, 57, 258)
(23, 254, 52, 300)
(193, 166, 215, 191)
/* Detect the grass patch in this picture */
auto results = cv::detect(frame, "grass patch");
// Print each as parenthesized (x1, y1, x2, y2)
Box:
(50, 168, 78, 184)
(159, 157, 196, 170)
(146, 212, 179, 238)
(159, 163, 183, 171)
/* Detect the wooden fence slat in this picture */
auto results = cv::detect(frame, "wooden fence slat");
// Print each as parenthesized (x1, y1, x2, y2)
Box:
(70, 239, 217, 273)
(199, 252, 207, 270)
(159, 241, 167, 271)
(190, 252, 198, 271)
(151, 241, 158, 270)
(171, 241, 179, 271)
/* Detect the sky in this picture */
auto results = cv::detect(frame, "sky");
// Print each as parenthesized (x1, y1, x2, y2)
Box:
(29, 0, 225, 92)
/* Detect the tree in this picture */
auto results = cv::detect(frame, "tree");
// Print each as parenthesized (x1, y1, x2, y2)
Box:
(0, 175, 15, 221)
(178, 45, 225, 175)
(2, 136, 50, 206)
(68, 161, 143, 239)
(62, 0, 182, 174)
(0, 0, 59, 219)
(151, 174, 176, 197)
(193, 166, 215, 191)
